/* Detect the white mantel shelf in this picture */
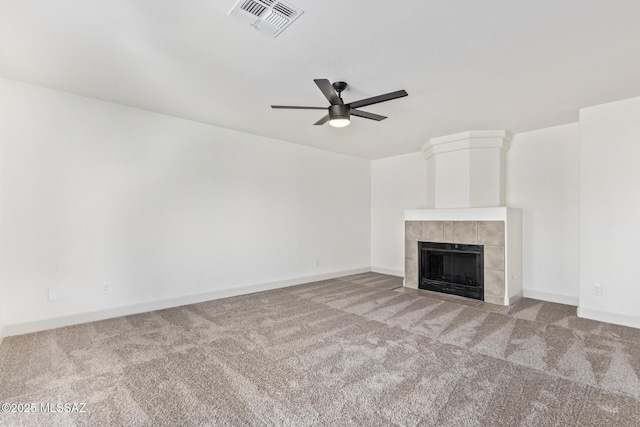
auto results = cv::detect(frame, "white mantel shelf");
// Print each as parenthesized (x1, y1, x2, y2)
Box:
(405, 207, 511, 222)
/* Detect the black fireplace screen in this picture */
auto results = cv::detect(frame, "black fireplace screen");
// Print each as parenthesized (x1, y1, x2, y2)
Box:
(418, 242, 484, 300)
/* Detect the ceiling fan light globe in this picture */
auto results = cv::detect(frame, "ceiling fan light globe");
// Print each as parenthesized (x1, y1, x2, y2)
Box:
(329, 118, 350, 128)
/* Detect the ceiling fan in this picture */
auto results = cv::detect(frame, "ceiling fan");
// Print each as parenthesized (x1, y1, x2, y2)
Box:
(271, 79, 408, 128)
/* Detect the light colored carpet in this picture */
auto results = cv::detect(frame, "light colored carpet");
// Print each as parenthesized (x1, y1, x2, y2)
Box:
(0, 273, 638, 426)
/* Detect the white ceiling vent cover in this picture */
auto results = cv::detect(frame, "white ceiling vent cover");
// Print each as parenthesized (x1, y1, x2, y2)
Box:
(228, 0, 303, 37)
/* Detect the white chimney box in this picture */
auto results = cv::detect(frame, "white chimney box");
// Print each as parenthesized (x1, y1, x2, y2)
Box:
(422, 130, 509, 209)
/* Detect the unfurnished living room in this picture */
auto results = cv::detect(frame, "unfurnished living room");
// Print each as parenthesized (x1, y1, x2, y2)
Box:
(1, 1, 639, 426)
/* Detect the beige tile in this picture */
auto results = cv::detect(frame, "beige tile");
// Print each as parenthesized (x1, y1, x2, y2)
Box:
(478, 221, 505, 246)
(405, 260, 418, 287)
(422, 221, 444, 242)
(484, 246, 505, 271)
(405, 221, 422, 240)
(453, 221, 477, 244)
(484, 269, 505, 297)
(484, 294, 506, 306)
(403, 278, 418, 289)
(443, 221, 454, 242)
(405, 240, 418, 261)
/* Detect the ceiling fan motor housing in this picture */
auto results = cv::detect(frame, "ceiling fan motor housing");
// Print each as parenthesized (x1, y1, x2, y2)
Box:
(329, 104, 350, 120)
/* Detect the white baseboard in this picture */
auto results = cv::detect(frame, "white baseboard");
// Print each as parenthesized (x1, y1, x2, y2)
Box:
(370, 267, 404, 277)
(0, 325, 4, 348)
(3, 267, 371, 337)
(522, 289, 579, 306)
(577, 306, 640, 329)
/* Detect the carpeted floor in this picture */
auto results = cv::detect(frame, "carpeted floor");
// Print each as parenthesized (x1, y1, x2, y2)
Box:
(0, 272, 638, 426)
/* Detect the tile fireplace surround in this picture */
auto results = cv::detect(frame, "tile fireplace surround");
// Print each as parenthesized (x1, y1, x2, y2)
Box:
(404, 208, 522, 306)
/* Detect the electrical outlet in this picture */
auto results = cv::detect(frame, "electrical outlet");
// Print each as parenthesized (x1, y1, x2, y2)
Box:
(315, 259, 320, 267)
(593, 283, 603, 296)
(48, 288, 58, 301)
(102, 283, 111, 295)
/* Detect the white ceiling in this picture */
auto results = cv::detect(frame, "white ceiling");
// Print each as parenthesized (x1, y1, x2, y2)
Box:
(1, 0, 640, 159)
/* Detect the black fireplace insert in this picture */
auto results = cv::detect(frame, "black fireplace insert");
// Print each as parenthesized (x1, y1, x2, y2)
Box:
(418, 242, 484, 300)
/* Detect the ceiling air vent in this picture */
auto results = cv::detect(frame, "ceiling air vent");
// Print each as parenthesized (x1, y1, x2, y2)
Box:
(228, 0, 303, 37)
(240, 0, 267, 16)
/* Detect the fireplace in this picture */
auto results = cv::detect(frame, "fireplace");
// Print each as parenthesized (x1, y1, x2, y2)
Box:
(404, 216, 517, 306)
(419, 241, 484, 300)
(402, 132, 522, 305)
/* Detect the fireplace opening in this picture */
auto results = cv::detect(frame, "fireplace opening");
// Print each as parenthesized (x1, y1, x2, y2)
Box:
(419, 242, 484, 300)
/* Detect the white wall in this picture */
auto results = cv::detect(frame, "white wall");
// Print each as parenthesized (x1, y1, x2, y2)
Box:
(0, 80, 371, 331)
(578, 96, 640, 328)
(370, 153, 426, 275)
(506, 124, 580, 305)
(0, 76, 5, 344)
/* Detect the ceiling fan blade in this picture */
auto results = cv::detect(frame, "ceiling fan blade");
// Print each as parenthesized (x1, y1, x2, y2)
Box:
(314, 79, 342, 105)
(351, 109, 387, 121)
(271, 105, 327, 110)
(349, 90, 408, 109)
(314, 114, 330, 125)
